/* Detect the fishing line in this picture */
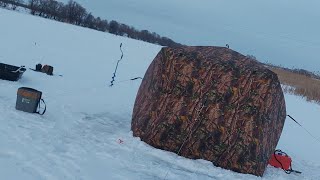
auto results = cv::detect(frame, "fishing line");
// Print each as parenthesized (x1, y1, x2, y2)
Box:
(287, 114, 320, 144)
(117, 77, 143, 84)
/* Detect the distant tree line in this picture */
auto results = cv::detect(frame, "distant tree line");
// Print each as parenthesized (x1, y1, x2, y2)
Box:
(275, 66, 320, 79)
(0, 0, 182, 47)
(0, 0, 23, 10)
(246, 54, 320, 79)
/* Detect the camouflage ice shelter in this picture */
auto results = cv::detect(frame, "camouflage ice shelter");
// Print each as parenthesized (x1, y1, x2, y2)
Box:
(132, 46, 286, 176)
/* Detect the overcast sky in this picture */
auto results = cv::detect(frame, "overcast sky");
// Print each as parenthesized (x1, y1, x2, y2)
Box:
(60, 0, 320, 72)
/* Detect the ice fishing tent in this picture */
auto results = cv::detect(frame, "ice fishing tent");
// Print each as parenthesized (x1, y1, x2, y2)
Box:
(131, 46, 286, 176)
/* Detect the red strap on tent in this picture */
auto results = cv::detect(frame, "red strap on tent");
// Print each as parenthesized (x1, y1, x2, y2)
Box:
(268, 150, 301, 174)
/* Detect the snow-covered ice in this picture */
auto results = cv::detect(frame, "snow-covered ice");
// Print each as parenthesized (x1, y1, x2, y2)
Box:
(1, 8, 320, 180)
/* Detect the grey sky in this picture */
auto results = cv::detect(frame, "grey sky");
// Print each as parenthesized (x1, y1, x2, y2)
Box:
(60, 0, 320, 71)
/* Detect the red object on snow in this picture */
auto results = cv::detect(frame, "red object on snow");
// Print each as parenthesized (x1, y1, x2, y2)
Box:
(117, 139, 124, 144)
(269, 152, 292, 170)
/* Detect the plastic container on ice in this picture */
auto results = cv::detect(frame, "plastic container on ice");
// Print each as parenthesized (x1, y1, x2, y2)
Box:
(16, 87, 42, 114)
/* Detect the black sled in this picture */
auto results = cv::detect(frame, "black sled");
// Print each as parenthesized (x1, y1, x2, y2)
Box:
(0, 63, 26, 81)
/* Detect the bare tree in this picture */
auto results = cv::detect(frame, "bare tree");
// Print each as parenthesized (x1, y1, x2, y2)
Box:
(109, 20, 119, 35)
(0, 0, 9, 8)
(84, 13, 95, 29)
(64, 0, 87, 25)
